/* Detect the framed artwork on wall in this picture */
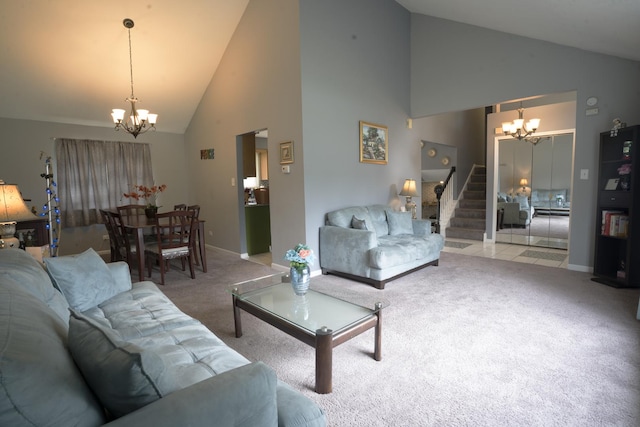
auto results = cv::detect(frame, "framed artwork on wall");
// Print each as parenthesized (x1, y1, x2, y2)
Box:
(359, 121, 388, 164)
(280, 141, 294, 164)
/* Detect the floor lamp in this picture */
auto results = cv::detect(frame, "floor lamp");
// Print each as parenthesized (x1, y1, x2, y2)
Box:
(0, 180, 38, 249)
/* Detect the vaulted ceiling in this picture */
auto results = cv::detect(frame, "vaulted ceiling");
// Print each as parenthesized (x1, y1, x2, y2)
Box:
(1, 0, 638, 134)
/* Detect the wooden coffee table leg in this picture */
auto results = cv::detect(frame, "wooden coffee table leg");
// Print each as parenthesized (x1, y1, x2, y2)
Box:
(315, 326, 333, 394)
(232, 293, 243, 338)
(374, 302, 382, 361)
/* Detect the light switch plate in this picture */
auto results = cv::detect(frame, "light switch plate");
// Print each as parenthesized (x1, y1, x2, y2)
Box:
(580, 169, 589, 180)
(281, 165, 290, 174)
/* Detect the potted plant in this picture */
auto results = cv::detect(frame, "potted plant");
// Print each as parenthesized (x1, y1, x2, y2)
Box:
(123, 184, 167, 217)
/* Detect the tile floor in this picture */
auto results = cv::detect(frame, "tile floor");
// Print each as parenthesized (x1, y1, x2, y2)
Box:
(248, 238, 569, 269)
(443, 237, 569, 268)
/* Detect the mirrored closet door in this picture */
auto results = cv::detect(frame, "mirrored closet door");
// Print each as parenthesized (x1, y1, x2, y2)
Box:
(496, 133, 573, 250)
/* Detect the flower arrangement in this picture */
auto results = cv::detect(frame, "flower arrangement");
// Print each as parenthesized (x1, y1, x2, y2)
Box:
(123, 184, 167, 208)
(284, 243, 315, 272)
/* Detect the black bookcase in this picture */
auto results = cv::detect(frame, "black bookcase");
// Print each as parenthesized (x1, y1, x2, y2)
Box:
(592, 125, 639, 288)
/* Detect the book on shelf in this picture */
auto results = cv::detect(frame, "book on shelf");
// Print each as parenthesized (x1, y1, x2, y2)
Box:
(601, 210, 629, 237)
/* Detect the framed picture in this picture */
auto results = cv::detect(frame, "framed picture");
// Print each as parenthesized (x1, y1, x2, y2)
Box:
(359, 121, 388, 164)
(280, 141, 293, 164)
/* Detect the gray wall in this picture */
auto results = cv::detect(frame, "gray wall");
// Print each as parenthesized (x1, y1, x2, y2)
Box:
(411, 14, 640, 271)
(184, 0, 303, 263)
(299, 0, 412, 267)
(0, 117, 186, 255)
(413, 108, 486, 196)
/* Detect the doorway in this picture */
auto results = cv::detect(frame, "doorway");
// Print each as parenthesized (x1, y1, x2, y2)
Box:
(237, 129, 271, 263)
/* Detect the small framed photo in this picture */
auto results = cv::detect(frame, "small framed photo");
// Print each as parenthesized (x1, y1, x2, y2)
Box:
(280, 141, 294, 164)
(359, 121, 388, 164)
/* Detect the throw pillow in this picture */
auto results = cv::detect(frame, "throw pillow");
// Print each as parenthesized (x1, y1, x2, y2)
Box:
(68, 309, 170, 418)
(351, 215, 368, 230)
(386, 210, 413, 235)
(515, 195, 529, 211)
(44, 248, 129, 312)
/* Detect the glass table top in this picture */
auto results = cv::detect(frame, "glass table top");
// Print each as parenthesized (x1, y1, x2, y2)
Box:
(229, 272, 388, 335)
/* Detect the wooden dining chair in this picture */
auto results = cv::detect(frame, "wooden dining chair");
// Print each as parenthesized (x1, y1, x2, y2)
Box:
(99, 209, 119, 262)
(144, 210, 196, 285)
(108, 210, 138, 272)
(117, 204, 146, 219)
(174, 204, 187, 210)
(187, 204, 203, 267)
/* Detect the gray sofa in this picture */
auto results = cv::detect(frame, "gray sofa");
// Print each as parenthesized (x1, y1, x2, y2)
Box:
(0, 248, 325, 427)
(319, 205, 444, 289)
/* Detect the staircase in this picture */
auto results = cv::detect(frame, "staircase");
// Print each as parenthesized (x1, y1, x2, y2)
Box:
(445, 165, 486, 241)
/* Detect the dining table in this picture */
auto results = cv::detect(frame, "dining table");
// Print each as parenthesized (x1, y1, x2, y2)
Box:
(117, 213, 207, 282)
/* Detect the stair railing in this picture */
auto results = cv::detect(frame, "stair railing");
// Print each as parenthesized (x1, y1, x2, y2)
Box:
(434, 166, 456, 234)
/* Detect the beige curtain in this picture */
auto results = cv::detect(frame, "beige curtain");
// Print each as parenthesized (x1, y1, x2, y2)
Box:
(55, 138, 153, 227)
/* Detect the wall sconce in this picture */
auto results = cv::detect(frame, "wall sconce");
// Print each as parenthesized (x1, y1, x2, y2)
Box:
(0, 180, 38, 249)
(399, 179, 419, 219)
(519, 178, 528, 193)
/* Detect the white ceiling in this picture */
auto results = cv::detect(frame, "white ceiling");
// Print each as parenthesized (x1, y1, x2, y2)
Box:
(0, 1, 249, 134)
(1, 0, 638, 135)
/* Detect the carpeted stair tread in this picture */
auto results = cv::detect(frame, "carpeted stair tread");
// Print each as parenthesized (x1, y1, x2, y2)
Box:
(446, 226, 485, 240)
(454, 208, 486, 219)
(450, 217, 485, 229)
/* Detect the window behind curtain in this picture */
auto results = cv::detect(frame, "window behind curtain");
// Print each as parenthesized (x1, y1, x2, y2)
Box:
(55, 138, 153, 227)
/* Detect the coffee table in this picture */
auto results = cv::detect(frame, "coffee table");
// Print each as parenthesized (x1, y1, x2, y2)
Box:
(228, 272, 387, 394)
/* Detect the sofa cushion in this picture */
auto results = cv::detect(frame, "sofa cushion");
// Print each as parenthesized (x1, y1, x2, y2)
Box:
(0, 248, 69, 323)
(69, 284, 253, 418)
(68, 308, 171, 417)
(514, 195, 529, 211)
(351, 215, 368, 230)
(326, 206, 372, 229)
(0, 282, 106, 427)
(44, 248, 130, 312)
(386, 210, 413, 235)
(365, 205, 390, 237)
(370, 235, 441, 269)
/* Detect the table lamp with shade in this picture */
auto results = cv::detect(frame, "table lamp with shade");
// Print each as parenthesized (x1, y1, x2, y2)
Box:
(0, 180, 39, 249)
(519, 178, 528, 193)
(399, 179, 419, 219)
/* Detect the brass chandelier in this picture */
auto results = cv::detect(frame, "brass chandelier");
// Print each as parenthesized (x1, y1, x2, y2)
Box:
(111, 18, 157, 138)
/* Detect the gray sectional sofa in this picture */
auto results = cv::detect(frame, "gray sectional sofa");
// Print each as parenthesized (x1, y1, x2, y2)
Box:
(319, 205, 444, 289)
(0, 248, 325, 427)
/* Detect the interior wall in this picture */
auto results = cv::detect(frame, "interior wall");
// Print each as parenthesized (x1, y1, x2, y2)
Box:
(413, 108, 486, 196)
(0, 117, 186, 255)
(411, 13, 640, 271)
(184, 0, 303, 260)
(299, 0, 412, 266)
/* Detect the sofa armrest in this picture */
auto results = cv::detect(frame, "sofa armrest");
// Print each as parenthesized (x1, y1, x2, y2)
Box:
(412, 219, 432, 236)
(106, 261, 132, 290)
(104, 362, 278, 427)
(319, 225, 377, 276)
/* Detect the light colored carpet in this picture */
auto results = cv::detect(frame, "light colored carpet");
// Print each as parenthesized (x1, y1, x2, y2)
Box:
(152, 248, 640, 427)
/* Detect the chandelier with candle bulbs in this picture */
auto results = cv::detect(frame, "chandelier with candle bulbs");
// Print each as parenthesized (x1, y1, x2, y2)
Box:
(111, 18, 157, 138)
(502, 105, 541, 145)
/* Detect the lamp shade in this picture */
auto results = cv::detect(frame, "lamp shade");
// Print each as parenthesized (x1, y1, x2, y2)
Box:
(0, 181, 38, 223)
(519, 178, 528, 187)
(399, 179, 419, 197)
